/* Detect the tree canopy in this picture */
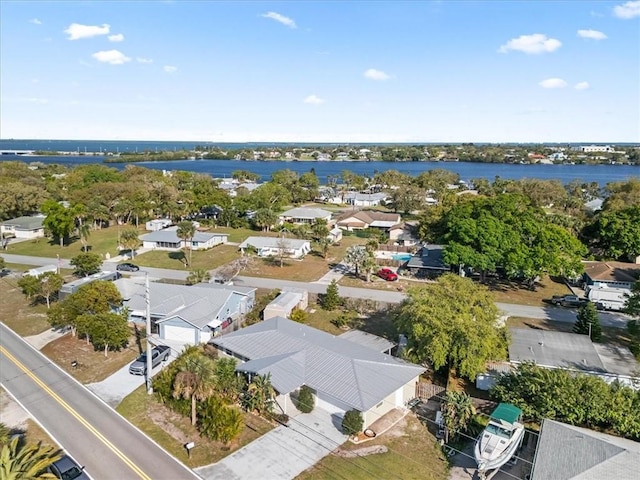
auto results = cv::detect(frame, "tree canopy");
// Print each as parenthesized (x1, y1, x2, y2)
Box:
(394, 274, 507, 379)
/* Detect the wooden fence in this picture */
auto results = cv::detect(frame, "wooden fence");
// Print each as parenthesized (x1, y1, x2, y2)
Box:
(415, 382, 446, 401)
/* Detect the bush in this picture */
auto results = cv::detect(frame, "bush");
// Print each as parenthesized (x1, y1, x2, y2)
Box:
(321, 279, 342, 310)
(342, 409, 363, 436)
(290, 309, 308, 324)
(245, 289, 280, 325)
(297, 385, 315, 413)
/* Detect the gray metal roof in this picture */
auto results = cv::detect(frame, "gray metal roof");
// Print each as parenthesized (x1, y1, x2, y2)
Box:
(338, 330, 395, 353)
(268, 291, 303, 311)
(508, 328, 605, 372)
(211, 317, 425, 411)
(114, 278, 234, 329)
(2, 215, 45, 230)
(279, 207, 332, 220)
(531, 419, 640, 480)
(406, 245, 448, 270)
(140, 226, 227, 243)
(238, 236, 310, 250)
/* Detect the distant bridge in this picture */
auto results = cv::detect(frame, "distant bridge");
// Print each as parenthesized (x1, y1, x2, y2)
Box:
(0, 150, 35, 155)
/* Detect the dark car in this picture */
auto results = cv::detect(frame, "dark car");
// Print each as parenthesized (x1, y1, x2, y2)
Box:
(129, 345, 171, 375)
(551, 295, 588, 308)
(377, 268, 398, 281)
(116, 262, 140, 272)
(47, 455, 90, 480)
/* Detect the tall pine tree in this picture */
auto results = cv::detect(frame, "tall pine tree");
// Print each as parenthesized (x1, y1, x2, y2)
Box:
(573, 302, 602, 342)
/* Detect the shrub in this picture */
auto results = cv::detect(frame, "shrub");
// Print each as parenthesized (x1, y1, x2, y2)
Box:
(297, 385, 315, 413)
(341, 409, 363, 436)
(290, 309, 308, 324)
(321, 279, 342, 310)
(245, 289, 280, 325)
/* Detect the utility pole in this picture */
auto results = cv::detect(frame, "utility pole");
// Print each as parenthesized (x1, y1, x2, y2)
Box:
(588, 322, 592, 340)
(145, 272, 153, 395)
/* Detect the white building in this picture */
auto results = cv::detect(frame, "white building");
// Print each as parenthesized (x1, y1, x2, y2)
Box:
(579, 145, 614, 153)
(238, 236, 311, 258)
(140, 227, 228, 251)
(1, 215, 46, 239)
(278, 207, 333, 225)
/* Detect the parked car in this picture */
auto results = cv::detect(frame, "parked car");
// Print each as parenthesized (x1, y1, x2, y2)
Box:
(129, 345, 171, 375)
(47, 455, 90, 480)
(551, 295, 588, 308)
(377, 268, 398, 281)
(116, 262, 140, 272)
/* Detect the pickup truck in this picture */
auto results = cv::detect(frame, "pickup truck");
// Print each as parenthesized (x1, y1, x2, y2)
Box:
(129, 345, 171, 375)
(551, 295, 589, 308)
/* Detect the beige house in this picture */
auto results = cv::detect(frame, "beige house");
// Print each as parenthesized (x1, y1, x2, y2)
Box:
(336, 210, 401, 232)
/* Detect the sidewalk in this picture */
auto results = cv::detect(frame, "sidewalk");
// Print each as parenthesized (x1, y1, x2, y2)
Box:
(24, 328, 68, 350)
(313, 262, 350, 285)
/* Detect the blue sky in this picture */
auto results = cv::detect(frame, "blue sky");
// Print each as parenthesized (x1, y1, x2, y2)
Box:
(1, 1, 638, 142)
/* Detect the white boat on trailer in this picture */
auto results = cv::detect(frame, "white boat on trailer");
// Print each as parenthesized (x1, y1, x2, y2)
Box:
(474, 403, 525, 477)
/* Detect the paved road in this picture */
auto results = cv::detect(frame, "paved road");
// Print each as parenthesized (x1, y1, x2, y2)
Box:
(0, 323, 199, 480)
(2, 253, 631, 327)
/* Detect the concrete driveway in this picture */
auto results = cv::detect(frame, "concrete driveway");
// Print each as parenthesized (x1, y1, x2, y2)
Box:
(86, 337, 188, 407)
(195, 408, 347, 480)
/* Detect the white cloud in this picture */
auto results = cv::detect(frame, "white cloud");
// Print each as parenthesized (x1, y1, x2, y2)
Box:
(163, 65, 177, 73)
(613, 1, 640, 18)
(92, 50, 131, 65)
(499, 33, 562, 54)
(108, 33, 124, 42)
(539, 78, 568, 89)
(575, 81, 590, 90)
(364, 68, 391, 81)
(26, 97, 48, 104)
(577, 29, 607, 40)
(29, 18, 42, 25)
(136, 57, 153, 64)
(261, 11, 297, 28)
(304, 94, 325, 105)
(65, 23, 110, 40)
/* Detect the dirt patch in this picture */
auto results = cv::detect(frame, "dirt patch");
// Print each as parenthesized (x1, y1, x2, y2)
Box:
(147, 405, 194, 445)
(336, 445, 388, 457)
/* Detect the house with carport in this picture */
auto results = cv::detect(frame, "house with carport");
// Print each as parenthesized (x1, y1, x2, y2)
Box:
(238, 236, 311, 259)
(210, 317, 424, 430)
(140, 226, 228, 251)
(115, 278, 255, 344)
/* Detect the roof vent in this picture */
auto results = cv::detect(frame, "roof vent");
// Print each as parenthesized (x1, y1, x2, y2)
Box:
(538, 341, 544, 347)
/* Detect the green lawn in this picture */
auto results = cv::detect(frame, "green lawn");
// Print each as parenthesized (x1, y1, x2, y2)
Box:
(117, 386, 274, 468)
(205, 226, 278, 244)
(0, 276, 51, 336)
(133, 244, 240, 271)
(6, 226, 123, 259)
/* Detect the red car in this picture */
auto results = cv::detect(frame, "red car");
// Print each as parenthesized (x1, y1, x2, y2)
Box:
(377, 268, 398, 281)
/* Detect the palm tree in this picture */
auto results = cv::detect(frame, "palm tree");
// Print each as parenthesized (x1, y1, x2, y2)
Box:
(176, 221, 196, 267)
(173, 355, 217, 426)
(0, 423, 10, 445)
(77, 223, 91, 253)
(0, 437, 61, 479)
(119, 229, 140, 259)
(441, 390, 475, 443)
(245, 373, 275, 416)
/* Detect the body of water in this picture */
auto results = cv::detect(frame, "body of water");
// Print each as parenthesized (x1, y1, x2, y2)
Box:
(1, 139, 638, 185)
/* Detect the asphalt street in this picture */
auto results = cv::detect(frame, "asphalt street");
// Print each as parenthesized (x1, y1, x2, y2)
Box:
(0, 323, 199, 480)
(1, 253, 631, 327)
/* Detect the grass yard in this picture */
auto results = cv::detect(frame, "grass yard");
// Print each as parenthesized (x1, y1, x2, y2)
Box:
(117, 385, 274, 468)
(489, 275, 572, 306)
(134, 244, 240, 271)
(305, 304, 397, 340)
(5, 226, 122, 259)
(0, 276, 51, 336)
(339, 274, 411, 292)
(205, 226, 279, 244)
(296, 414, 448, 480)
(40, 332, 140, 384)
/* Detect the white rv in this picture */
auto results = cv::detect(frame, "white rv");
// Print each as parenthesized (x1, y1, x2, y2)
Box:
(587, 286, 630, 311)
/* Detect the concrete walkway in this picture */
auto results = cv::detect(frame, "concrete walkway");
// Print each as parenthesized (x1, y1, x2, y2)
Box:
(24, 328, 68, 349)
(313, 262, 350, 285)
(195, 409, 347, 480)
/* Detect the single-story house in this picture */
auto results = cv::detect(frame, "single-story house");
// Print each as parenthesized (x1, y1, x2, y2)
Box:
(140, 226, 228, 251)
(1, 215, 46, 239)
(59, 271, 119, 300)
(343, 192, 388, 207)
(531, 419, 640, 480)
(404, 245, 449, 277)
(115, 278, 255, 343)
(338, 330, 395, 355)
(336, 211, 401, 232)
(238, 236, 311, 259)
(278, 207, 333, 225)
(581, 261, 640, 290)
(145, 218, 172, 231)
(211, 317, 425, 429)
(263, 288, 308, 321)
(389, 223, 419, 246)
(24, 265, 58, 277)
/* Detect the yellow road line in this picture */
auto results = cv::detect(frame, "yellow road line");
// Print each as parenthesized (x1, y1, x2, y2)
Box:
(0, 346, 151, 480)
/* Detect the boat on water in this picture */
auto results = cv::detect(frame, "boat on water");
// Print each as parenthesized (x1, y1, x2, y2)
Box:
(474, 403, 525, 474)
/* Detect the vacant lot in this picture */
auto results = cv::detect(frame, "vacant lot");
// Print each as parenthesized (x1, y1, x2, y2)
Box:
(0, 276, 51, 336)
(134, 244, 239, 271)
(297, 414, 447, 480)
(489, 275, 572, 305)
(305, 304, 397, 340)
(41, 332, 140, 384)
(5, 226, 122, 259)
(117, 385, 274, 468)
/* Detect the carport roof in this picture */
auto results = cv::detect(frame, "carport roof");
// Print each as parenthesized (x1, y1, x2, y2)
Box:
(212, 317, 425, 412)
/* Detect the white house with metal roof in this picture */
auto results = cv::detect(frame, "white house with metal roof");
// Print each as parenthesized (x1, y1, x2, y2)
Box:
(238, 236, 311, 258)
(140, 226, 228, 251)
(211, 317, 424, 429)
(278, 207, 333, 225)
(1, 214, 46, 239)
(114, 278, 255, 344)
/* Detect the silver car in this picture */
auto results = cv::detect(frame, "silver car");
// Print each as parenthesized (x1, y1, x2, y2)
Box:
(128, 345, 171, 375)
(47, 455, 90, 480)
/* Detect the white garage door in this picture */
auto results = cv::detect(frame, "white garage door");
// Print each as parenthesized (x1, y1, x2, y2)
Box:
(163, 325, 197, 344)
(315, 392, 349, 420)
